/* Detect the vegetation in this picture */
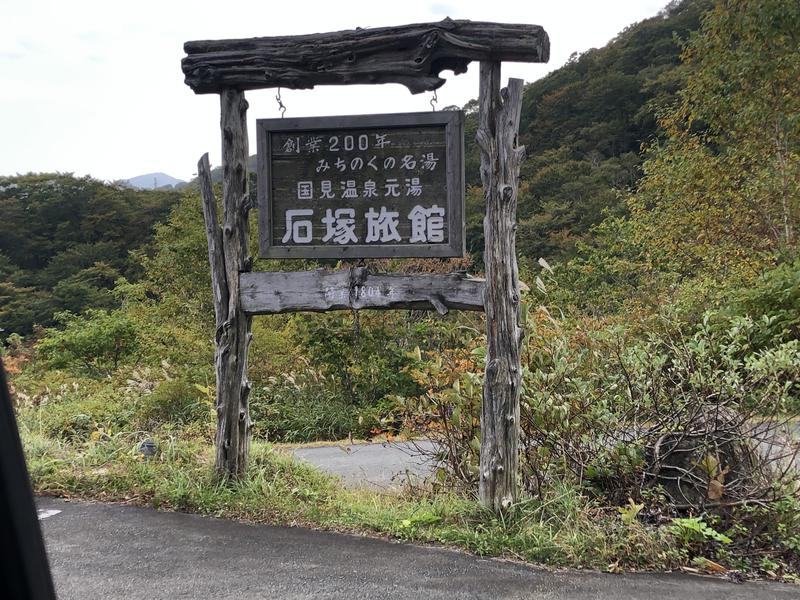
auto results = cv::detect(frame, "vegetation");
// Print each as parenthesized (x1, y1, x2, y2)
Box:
(6, 0, 799, 580)
(0, 173, 179, 336)
(487, 0, 709, 263)
(19, 430, 677, 569)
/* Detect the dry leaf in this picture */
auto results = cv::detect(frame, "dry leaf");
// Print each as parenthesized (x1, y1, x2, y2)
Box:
(703, 559, 728, 574)
(707, 478, 725, 500)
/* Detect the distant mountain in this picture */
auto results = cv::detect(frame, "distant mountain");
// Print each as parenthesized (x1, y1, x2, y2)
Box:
(125, 172, 186, 190)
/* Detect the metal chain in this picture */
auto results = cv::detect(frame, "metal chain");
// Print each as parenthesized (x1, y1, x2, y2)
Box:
(430, 89, 438, 112)
(275, 87, 287, 118)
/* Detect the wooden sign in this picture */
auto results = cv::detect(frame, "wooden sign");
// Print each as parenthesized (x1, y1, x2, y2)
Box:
(188, 19, 549, 502)
(256, 111, 464, 259)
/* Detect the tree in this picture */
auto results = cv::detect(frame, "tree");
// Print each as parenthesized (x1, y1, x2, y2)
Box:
(0, 174, 178, 335)
(493, 0, 707, 263)
(629, 0, 800, 274)
(36, 309, 139, 376)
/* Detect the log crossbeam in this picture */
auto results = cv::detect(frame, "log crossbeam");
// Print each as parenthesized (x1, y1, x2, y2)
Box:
(182, 19, 549, 94)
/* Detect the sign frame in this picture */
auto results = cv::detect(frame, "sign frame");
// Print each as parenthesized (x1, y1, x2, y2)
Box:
(256, 111, 465, 259)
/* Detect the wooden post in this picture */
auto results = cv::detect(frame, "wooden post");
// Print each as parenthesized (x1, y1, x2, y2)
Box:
(477, 62, 525, 511)
(197, 88, 253, 479)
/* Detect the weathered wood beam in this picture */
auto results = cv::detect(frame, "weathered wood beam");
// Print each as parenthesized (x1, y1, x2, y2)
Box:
(182, 19, 549, 94)
(200, 89, 253, 480)
(477, 63, 525, 512)
(239, 268, 486, 315)
(198, 153, 227, 328)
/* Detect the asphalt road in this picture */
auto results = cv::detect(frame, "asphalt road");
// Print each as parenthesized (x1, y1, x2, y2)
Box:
(289, 427, 800, 491)
(290, 440, 436, 488)
(38, 497, 797, 600)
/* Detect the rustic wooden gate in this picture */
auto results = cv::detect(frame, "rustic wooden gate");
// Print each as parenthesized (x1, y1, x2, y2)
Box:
(181, 18, 549, 511)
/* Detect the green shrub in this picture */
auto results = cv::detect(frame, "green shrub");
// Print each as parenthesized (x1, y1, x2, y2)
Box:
(36, 309, 139, 376)
(250, 369, 381, 442)
(27, 385, 133, 441)
(136, 378, 213, 431)
(715, 258, 800, 349)
(405, 297, 799, 508)
(296, 311, 422, 407)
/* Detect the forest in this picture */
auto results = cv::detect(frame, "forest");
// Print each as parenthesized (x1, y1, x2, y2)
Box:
(4, 0, 799, 577)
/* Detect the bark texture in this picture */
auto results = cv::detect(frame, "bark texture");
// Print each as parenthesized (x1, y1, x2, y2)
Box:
(198, 89, 253, 479)
(477, 62, 525, 511)
(183, 19, 549, 94)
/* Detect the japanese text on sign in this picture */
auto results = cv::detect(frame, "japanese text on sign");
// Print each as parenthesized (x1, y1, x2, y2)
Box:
(257, 112, 464, 259)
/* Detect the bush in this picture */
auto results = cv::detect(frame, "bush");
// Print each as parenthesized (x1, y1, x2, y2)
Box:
(296, 311, 422, 407)
(24, 383, 134, 441)
(714, 258, 800, 350)
(395, 345, 484, 488)
(405, 297, 800, 505)
(36, 309, 139, 376)
(136, 378, 213, 432)
(250, 367, 382, 442)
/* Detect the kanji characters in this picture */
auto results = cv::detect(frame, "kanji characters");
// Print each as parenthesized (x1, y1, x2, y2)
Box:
(400, 154, 417, 170)
(319, 180, 335, 199)
(408, 204, 445, 243)
(296, 181, 313, 200)
(322, 208, 358, 244)
(365, 207, 401, 243)
(341, 180, 358, 199)
(405, 177, 422, 197)
(274, 127, 452, 250)
(281, 136, 300, 153)
(363, 180, 378, 198)
(374, 134, 391, 149)
(304, 136, 323, 153)
(384, 178, 401, 197)
(279, 205, 447, 246)
(281, 209, 314, 243)
(420, 152, 439, 171)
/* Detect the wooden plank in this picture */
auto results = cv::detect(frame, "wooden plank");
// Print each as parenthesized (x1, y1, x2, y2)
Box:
(477, 63, 526, 512)
(239, 268, 486, 315)
(182, 19, 549, 94)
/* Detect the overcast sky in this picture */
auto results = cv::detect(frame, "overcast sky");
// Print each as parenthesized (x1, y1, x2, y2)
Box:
(2, 0, 667, 183)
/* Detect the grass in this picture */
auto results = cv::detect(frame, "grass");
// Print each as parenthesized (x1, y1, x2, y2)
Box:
(14, 383, 800, 580)
(20, 424, 677, 572)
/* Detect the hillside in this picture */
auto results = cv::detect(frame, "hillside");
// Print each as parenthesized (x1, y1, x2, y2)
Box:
(0, 174, 180, 335)
(198, 1, 707, 264)
(502, 0, 708, 262)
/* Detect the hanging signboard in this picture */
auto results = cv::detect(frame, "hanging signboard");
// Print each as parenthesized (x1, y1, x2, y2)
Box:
(256, 111, 464, 259)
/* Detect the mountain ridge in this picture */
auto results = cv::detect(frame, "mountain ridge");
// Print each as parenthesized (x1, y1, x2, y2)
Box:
(125, 172, 186, 190)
